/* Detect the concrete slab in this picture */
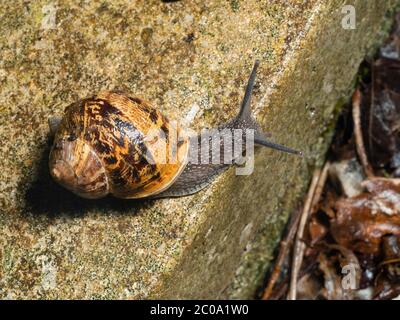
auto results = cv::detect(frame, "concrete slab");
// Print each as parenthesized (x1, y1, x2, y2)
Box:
(0, 0, 398, 299)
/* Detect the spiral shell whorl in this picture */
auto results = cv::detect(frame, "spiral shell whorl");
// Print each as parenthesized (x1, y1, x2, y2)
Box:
(49, 138, 109, 199)
(49, 91, 189, 199)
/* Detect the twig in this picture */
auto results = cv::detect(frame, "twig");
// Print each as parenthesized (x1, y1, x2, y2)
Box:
(262, 207, 302, 300)
(379, 258, 400, 267)
(287, 169, 320, 300)
(287, 161, 330, 300)
(311, 161, 330, 214)
(352, 89, 375, 178)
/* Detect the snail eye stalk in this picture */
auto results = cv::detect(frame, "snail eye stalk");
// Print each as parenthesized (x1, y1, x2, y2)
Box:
(254, 136, 303, 156)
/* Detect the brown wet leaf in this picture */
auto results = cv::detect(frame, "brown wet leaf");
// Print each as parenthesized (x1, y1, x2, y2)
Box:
(318, 253, 345, 300)
(308, 217, 328, 245)
(373, 278, 400, 300)
(362, 177, 400, 194)
(331, 178, 400, 255)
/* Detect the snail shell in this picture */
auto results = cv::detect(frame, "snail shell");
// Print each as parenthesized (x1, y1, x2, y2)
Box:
(49, 91, 189, 199)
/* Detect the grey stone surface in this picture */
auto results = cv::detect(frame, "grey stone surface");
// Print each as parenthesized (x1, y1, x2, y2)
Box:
(0, 0, 398, 299)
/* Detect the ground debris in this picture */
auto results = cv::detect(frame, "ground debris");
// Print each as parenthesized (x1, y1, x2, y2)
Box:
(262, 13, 400, 300)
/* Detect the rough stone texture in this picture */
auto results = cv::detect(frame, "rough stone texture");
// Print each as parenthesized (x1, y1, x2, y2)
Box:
(0, 0, 398, 299)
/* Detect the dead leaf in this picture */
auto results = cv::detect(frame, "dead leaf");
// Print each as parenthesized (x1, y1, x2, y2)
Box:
(309, 217, 328, 245)
(331, 179, 400, 254)
(318, 253, 345, 300)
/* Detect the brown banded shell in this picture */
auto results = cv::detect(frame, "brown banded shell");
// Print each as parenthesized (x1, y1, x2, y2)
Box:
(49, 91, 189, 199)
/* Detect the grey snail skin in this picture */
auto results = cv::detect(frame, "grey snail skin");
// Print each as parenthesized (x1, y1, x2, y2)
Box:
(48, 61, 302, 199)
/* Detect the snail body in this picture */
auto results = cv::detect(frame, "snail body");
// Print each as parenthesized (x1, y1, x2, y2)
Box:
(49, 61, 301, 199)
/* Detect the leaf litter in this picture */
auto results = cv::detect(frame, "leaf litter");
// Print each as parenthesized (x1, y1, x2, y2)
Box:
(262, 13, 400, 300)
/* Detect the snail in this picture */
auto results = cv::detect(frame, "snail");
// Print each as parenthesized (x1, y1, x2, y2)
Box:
(48, 61, 302, 199)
